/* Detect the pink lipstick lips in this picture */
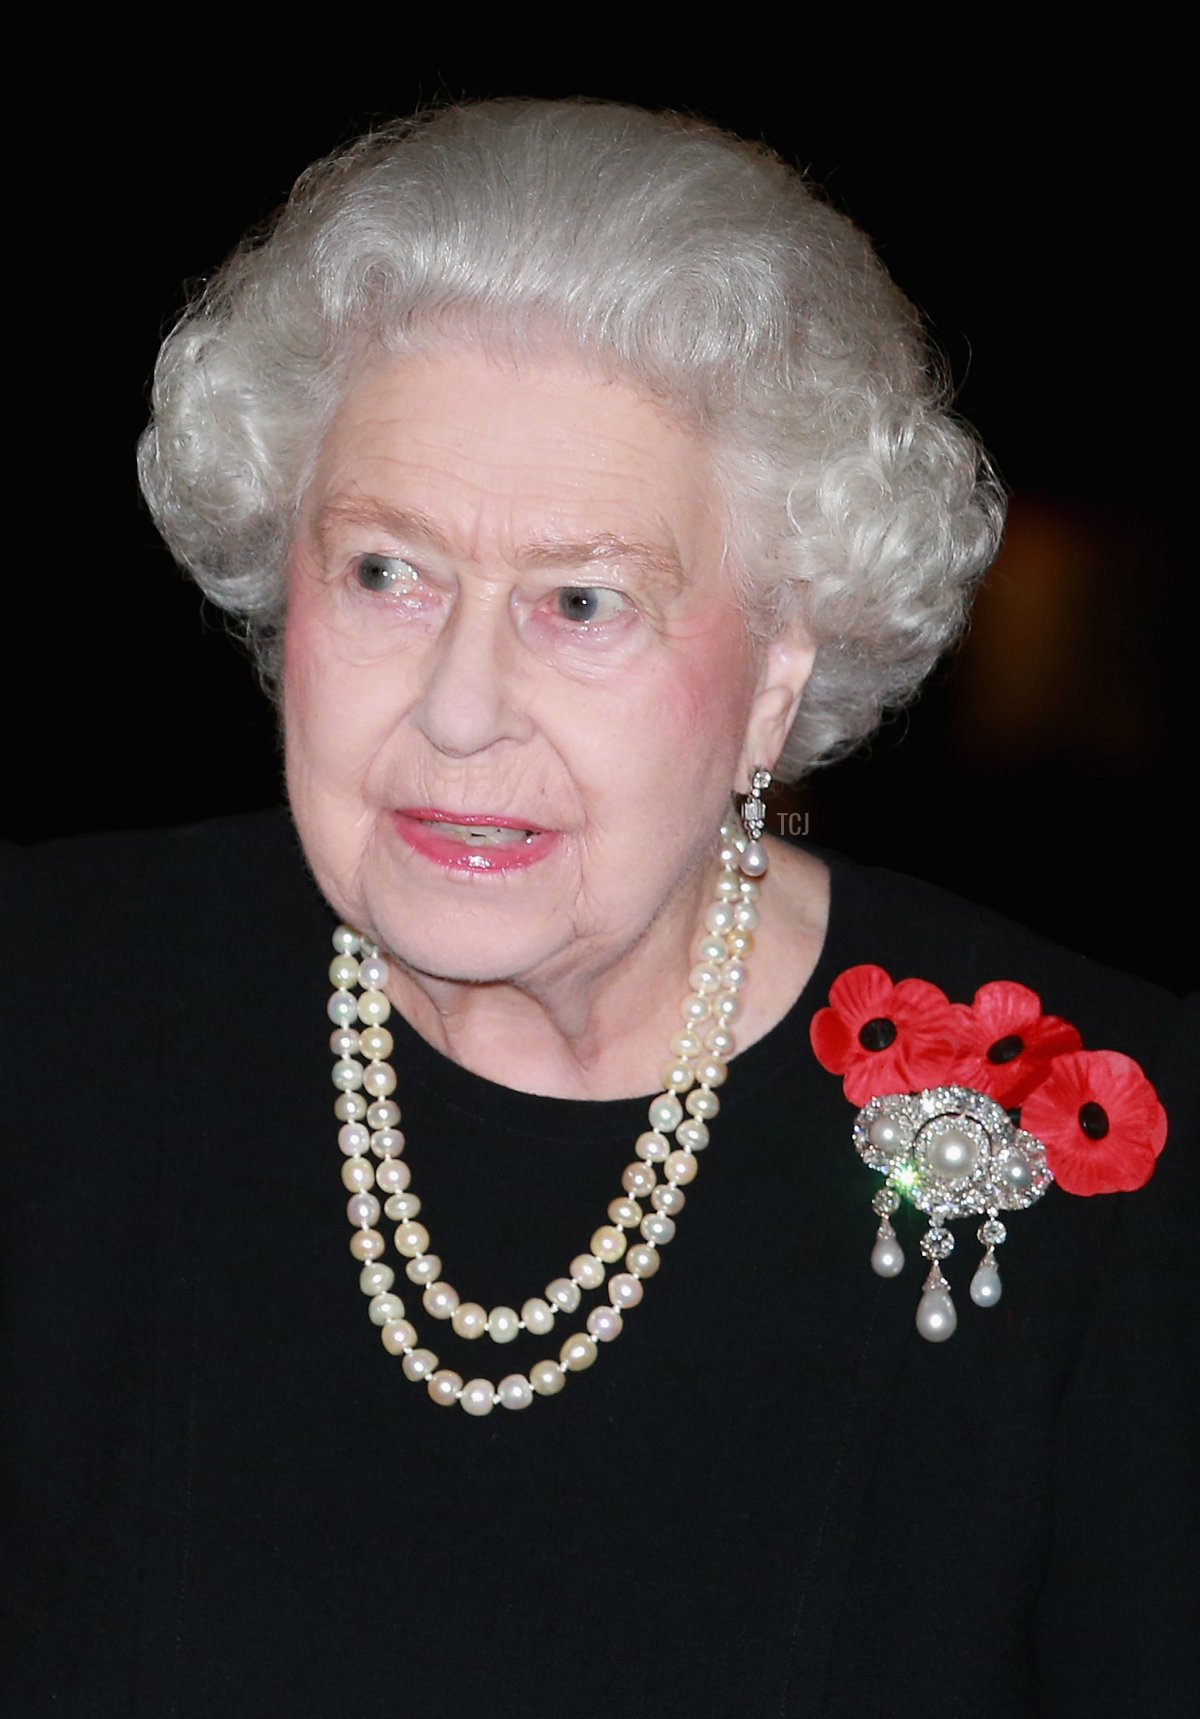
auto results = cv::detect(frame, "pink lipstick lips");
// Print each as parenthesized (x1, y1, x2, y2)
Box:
(391, 808, 558, 872)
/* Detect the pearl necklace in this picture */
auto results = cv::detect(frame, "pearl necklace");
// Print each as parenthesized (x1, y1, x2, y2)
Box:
(326, 817, 763, 1415)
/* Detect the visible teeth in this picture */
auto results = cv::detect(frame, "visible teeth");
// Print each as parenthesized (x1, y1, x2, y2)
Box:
(433, 822, 534, 846)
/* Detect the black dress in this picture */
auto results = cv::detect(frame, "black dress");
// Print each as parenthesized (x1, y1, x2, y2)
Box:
(2, 810, 1195, 1718)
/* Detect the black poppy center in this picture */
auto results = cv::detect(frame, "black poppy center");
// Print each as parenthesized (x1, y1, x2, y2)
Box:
(987, 1033, 1025, 1065)
(859, 1016, 897, 1052)
(1078, 1101, 1110, 1140)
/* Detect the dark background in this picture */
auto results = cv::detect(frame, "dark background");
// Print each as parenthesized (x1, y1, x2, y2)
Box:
(9, 76, 1191, 990)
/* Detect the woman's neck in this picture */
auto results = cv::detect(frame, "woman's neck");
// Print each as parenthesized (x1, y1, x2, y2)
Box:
(382, 838, 830, 1100)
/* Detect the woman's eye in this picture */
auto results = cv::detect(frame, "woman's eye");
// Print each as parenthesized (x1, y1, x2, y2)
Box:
(554, 587, 629, 625)
(355, 553, 417, 592)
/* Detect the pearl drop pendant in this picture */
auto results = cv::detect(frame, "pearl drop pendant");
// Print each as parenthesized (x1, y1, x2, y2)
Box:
(916, 1268, 957, 1342)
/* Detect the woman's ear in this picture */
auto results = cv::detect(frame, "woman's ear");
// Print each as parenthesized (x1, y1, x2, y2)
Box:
(737, 625, 816, 792)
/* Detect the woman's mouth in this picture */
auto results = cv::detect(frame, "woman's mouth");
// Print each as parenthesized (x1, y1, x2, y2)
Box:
(390, 809, 558, 873)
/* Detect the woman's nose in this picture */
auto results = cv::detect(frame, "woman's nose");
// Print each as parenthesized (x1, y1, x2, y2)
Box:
(411, 586, 532, 758)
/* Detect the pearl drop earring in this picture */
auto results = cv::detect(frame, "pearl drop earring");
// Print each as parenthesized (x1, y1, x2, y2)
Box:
(739, 769, 770, 877)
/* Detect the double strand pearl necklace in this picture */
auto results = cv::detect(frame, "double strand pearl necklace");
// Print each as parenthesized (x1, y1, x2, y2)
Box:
(327, 818, 763, 1416)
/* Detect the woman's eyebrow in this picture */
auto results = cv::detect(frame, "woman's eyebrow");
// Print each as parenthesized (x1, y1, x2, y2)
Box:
(314, 503, 685, 594)
(313, 499, 452, 557)
(516, 534, 685, 595)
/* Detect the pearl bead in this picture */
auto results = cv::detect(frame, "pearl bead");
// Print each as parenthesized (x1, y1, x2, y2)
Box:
(384, 1192, 421, 1221)
(367, 1101, 401, 1129)
(334, 1092, 368, 1121)
(695, 1057, 727, 1087)
(695, 936, 728, 964)
(713, 994, 740, 1022)
(714, 873, 741, 900)
(329, 954, 360, 988)
(360, 1026, 394, 1060)
(926, 1127, 980, 1180)
(970, 1262, 1003, 1307)
(622, 1162, 656, 1198)
(332, 926, 361, 955)
(705, 902, 735, 934)
(681, 994, 711, 1025)
(487, 1306, 521, 1343)
(362, 1061, 397, 1097)
(916, 1288, 957, 1342)
(635, 1130, 670, 1162)
(671, 1028, 706, 1059)
(587, 1307, 623, 1342)
(733, 901, 759, 931)
(530, 1360, 567, 1396)
(648, 1094, 683, 1132)
(546, 1277, 581, 1313)
(427, 1369, 463, 1407)
(521, 1297, 556, 1336)
(460, 1379, 496, 1417)
(394, 1221, 430, 1258)
(451, 1301, 488, 1339)
(371, 1129, 405, 1157)
(560, 1334, 598, 1372)
(359, 1262, 394, 1295)
(609, 1272, 644, 1309)
(727, 930, 753, 958)
(346, 1192, 380, 1227)
(707, 1027, 735, 1057)
(665, 1150, 697, 1185)
(327, 991, 357, 1026)
(570, 1254, 606, 1291)
(338, 1122, 370, 1156)
(358, 955, 389, 989)
(662, 1059, 694, 1092)
(689, 963, 721, 995)
(401, 1347, 438, 1382)
(404, 1254, 441, 1285)
(331, 1059, 364, 1091)
(676, 1119, 709, 1152)
(330, 1027, 361, 1058)
(357, 989, 391, 1026)
(608, 1198, 642, 1228)
(652, 1184, 685, 1215)
(375, 1159, 411, 1194)
(423, 1282, 460, 1320)
(625, 1245, 660, 1280)
(380, 1318, 416, 1355)
(369, 1291, 406, 1325)
(349, 1229, 385, 1261)
(641, 1213, 676, 1245)
(590, 1225, 626, 1264)
(686, 1088, 719, 1119)
(341, 1156, 375, 1192)
(498, 1374, 534, 1410)
(739, 879, 760, 900)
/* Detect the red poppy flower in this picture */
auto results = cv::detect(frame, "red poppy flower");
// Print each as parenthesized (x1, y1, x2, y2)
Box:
(951, 981, 1083, 1108)
(810, 964, 961, 1106)
(1021, 1049, 1167, 1195)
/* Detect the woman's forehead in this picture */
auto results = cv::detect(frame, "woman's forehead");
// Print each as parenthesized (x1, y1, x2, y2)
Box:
(306, 346, 723, 572)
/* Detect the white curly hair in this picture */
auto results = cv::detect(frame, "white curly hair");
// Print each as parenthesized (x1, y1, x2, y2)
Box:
(137, 99, 1003, 778)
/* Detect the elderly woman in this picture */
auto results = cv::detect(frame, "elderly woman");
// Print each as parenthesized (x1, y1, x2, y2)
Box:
(3, 101, 1192, 1718)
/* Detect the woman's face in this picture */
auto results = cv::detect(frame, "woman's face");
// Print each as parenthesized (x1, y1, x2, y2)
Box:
(284, 346, 810, 992)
